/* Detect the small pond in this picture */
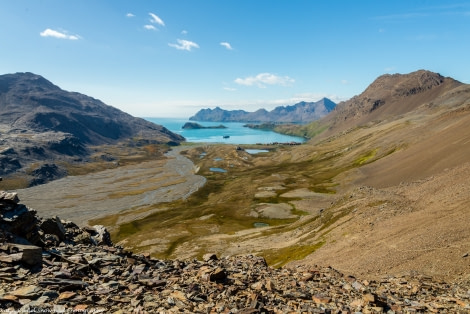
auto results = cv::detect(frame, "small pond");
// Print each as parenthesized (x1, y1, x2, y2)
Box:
(209, 167, 227, 173)
(245, 149, 269, 154)
(253, 222, 270, 228)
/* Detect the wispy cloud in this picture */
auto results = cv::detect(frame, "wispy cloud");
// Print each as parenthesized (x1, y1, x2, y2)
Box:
(149, 13, 165, 26)
(181, 30, 188, 35)
(126, 13, 135, 18)
(144, 25, 157, 31)
(234, 73, 294, 88)
(40, 28, 80, 40)
(168, 39, 199, 51)
(220, 42, 233, 50)
(223, 87, 237, 91)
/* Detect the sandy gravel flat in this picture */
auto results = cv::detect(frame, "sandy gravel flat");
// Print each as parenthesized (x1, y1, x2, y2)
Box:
(16, 147, 206, 226)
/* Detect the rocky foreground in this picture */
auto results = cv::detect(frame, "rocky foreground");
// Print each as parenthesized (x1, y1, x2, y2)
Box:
(1, 191, 470, 313)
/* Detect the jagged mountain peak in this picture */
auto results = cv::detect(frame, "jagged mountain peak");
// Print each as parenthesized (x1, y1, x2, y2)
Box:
(362, 70, 453, 98)
(307, 70, 466, 142)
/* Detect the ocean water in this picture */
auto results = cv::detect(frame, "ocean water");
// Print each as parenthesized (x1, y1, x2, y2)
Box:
(145, 118, 306, 145)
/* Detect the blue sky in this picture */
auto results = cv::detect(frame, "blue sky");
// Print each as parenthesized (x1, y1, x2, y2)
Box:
(1, 1, 469, 117)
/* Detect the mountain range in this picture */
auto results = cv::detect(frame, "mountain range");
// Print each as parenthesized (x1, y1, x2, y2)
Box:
(189, 98, 336, 123)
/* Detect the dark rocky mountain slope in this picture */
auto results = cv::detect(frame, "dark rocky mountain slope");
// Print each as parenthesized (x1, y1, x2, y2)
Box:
(0, 72, 184, 185)
(0, 72, 182, 145)
(190, 97, 336, 123)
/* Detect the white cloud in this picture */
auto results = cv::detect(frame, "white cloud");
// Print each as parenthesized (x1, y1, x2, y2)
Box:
(223, 87, 237, 91)
(168, 39, 199, 51)
(40, 28, 80, 40)
(181, 30, 188, 35)
(220, 42, 233, 50)
(144, 24, 157, 30)
(126, 13, 135, 18)
(234, 73, 295, 88)
(149, 12, 165, 26)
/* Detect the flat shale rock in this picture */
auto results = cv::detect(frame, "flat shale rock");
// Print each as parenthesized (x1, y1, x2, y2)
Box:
(0, 243, 42, 266)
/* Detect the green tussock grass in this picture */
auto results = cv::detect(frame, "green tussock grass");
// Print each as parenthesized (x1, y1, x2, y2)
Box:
(271, 121, 329, 140)
(354, 148, 378, 165)
(318, 207, 354, 233)
(262, 240, 326, 268)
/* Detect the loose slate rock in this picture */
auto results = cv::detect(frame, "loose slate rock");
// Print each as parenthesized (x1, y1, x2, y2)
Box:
(1, 190, 470, 313)
(1, 243, 42, 266)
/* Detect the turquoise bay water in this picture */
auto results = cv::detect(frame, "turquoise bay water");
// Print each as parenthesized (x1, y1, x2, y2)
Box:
(145, 118, 306, 145)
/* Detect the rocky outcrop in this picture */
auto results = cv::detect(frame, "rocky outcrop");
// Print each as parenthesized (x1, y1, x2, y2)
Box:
(1, 190, 470, 312)
(0, 191, 111, 248)
(29, 164, 68, 187)
(0, 191, 40, 245)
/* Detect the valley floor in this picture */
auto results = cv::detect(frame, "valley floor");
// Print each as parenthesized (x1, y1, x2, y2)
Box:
(16, 146, 205, 226)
